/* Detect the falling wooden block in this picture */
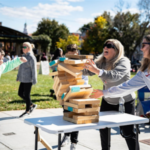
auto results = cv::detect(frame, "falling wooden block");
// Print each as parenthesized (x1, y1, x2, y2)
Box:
(64, 59, 87, 65)
(58, 71, 66, 77)
(62, 85, 93, 101)
(65, 54, 94, 60)
(58, 63, 82, 77)
(53, 76, 59, 90)
(49, 71, 58, 76)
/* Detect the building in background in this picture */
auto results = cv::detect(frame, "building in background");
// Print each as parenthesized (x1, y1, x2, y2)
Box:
(23, 23, 28, 35)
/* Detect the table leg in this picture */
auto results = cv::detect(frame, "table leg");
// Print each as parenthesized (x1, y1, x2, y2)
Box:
(108, 128, 110, 150)
(35, 127, 38, 150)
(135, 125, 140, 150)
(58, 133, 61, 150)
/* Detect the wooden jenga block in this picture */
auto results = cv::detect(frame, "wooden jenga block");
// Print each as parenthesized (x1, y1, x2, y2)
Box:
(64, 105, 99, 113)
(62, 85, 93, 101)
(64, 59, 87, 65)
(73, 115, 99, 120)
(54, 80, 60, 94)
(64, 101, 100, 109)
(58, 63, 82, 77)
(56, 82, 69, 97)
(53, 76, 58, 90)
(49, 71, 58, 76)
(65, 54, 94, 60)
(75, 79, 85, 85)
(63, 116, 98, 124)
(65, 73, 82, 79)
(69, 99, 100, 105)
(58, 71, 66, 77)
(64, 111, 99, 117)
(58, 88, 68, 97)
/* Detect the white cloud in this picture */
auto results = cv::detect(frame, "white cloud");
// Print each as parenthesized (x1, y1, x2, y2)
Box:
(0, 2, 83, 22)
(76, 18, 93, 24)
(0, 1, 83, 33)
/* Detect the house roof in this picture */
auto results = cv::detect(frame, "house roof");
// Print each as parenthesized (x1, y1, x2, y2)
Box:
(0, 25, 32, 42)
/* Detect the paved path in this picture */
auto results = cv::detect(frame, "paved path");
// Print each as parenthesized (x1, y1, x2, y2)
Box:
(0, 108, 150, 150)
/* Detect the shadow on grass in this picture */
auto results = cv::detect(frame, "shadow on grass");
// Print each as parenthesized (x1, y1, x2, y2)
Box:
(31, 94, 50, 97)
(8, 98, 56, 104)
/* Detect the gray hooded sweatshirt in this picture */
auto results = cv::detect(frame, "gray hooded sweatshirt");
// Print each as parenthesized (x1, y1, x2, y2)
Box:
(83, 57, 135, 105)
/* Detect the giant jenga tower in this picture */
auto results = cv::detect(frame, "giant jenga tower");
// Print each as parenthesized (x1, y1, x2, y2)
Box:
(49, 55, 100, 124)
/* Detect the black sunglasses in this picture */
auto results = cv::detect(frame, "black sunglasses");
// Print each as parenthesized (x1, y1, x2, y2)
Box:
(141, 43, 150, 48)
(103, 43, 117, 50)
(22, 46, 28, 49)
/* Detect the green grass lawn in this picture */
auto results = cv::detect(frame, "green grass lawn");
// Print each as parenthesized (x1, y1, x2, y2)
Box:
(0, 70, 136, 111)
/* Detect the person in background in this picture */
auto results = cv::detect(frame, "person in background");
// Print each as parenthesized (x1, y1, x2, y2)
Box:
(50, 48, 63, 98)
(0, 50, 27, 77)
(6, 53, 11, 61)
(83, 39, 138, 150)
(41, 53, 48, 61)
(12, 53, 18, 60)
(17, 42, 37, 118)
(61, 44, 88, 150)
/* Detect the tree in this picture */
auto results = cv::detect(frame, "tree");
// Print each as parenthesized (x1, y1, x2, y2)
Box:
(81, 16, 109, 54)
(32, 34, 51, 53)
(33, 18, 69, 53)
(109, 11, 149, 57)
(56, 34, 82, 52)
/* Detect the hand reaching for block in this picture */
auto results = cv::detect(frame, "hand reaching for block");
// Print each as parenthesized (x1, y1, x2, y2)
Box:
(90, 89, 104, 99)
(84, 59, 100, 75)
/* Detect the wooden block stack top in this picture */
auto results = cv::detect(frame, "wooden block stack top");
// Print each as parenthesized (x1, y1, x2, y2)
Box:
(49, 55, 100, 124)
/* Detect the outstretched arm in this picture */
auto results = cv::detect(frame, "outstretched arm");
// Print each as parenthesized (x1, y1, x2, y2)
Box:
(0, 57, 27, 75)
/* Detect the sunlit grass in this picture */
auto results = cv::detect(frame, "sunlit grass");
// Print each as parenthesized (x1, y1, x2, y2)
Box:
(0, 70, 137, 111)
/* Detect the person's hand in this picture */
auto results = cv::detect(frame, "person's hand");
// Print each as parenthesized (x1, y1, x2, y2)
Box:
(0, 59, 3, 65)
(84, 59, 100, 75)
(90, 89, 104, 99)
(20, 57, 27, 63)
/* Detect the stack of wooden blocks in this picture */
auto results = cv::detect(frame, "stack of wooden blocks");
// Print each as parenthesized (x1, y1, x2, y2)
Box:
(49, 55, 100, 124)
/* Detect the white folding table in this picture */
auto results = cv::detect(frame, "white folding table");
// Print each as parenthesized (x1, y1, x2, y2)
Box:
(24, 111, 149, 150)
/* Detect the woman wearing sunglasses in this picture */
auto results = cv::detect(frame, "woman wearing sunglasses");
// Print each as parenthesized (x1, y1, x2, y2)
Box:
(17, 42, 37, 118)
(83, 39, 138, 150)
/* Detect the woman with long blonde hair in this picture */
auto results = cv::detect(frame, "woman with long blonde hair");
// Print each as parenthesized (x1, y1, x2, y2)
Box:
(17, 42, 37, 118)
(83, 39, 139, 150)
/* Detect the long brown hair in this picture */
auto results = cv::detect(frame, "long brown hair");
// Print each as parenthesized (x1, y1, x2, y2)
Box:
(139, 35, 150, 72)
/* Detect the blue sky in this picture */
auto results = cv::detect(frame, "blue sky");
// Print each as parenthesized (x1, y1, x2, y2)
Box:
(0, 0, 140, 34)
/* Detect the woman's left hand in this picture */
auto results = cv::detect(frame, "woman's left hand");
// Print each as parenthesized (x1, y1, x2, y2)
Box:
(90, 89, 104, 99)
(84, 59, 100, 75)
